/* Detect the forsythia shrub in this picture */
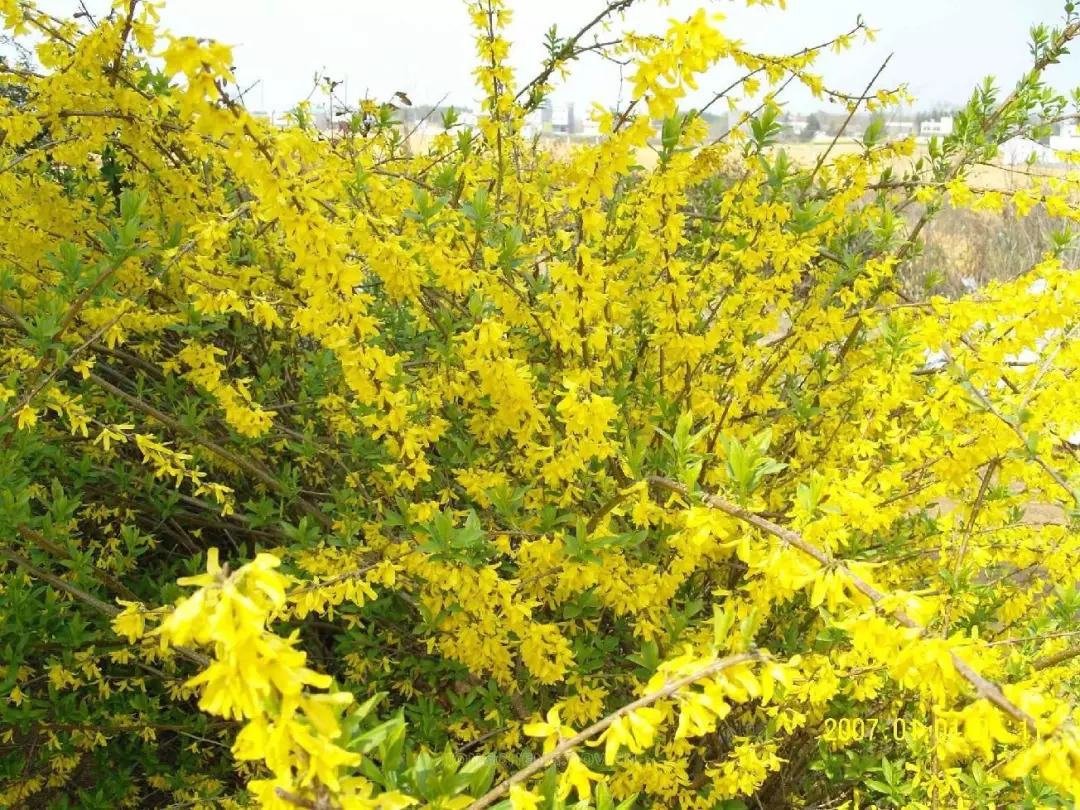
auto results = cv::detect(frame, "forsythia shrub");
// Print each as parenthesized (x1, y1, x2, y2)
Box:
(4, 0, 1080, 807)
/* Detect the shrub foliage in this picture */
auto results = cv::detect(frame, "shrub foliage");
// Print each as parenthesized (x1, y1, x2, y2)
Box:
(4, 1, 1080, 808)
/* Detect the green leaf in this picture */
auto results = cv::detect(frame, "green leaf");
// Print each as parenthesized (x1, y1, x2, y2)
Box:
(460, 755, 497, 797)
(713, 605, 737, 650)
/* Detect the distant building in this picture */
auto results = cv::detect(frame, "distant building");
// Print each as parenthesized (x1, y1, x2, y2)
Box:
(919, 116, 954, 137)
(312, 106, 331, 131)
(249, 110, 280, 128)
(781, 117, 809, 137)
(1049, 133, 1080, 151)
(410, 120, 442, 137)
(883, 120, 915, 138)
(541, 101, 574, 135)
(521, 109, 543, 138)
(1000, 136, 1056, 166)
(1048, 122, 1080, 153)
(311, 106, 350, 133)
(580, 116, 602, 138)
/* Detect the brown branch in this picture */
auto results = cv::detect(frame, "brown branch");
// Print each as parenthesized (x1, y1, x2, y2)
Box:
(289, 560, 384, 596)
(585, 487, 632, 533)
(516, 0, 637, 110)
(806, 55, 892, 189)
(951, 458, 1001, 580)
(983, 20, 1080, 133)
(86, 372, 332, 529)
(0, 300, 129, 427)
(1033, 645, 1080, 672)
(696, 18, 869, 121)
(109, 0, 138, 86)
(0, 548, 210, 668)
(0, 204, 252, 429)
(466, 651, 765, 810)
(2, 547, 119, 616)
(645, 477, 1039, 732)
(274, 788, 319, 809)
(15, 525, 138, 601)
(0, 136, 80, 174)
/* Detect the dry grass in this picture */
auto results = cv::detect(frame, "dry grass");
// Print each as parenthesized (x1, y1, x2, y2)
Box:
(901, 205, 1080, 297)
(779, 141, 1071, 191)
(777, 141, 1080, 296)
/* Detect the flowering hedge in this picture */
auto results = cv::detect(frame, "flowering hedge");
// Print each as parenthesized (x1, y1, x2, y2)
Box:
(4, 0, 1080, 808)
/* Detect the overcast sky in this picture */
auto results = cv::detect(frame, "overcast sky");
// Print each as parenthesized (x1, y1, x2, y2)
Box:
(38, 0, 1080, 115)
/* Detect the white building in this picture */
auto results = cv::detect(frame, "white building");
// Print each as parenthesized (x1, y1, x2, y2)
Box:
(580, 116, 602, 138)
(884, 120, 915, 138)
(919, 116, 954, 137)
(549, 102, 572, 134)
(521, 109, 544, 138)
(1048, 129, 1080, 155)
(785, 118, 808, 136)
(999, 136, 1057, 166)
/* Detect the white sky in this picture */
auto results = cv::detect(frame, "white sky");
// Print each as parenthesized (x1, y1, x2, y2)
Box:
(37, 0, 1080, 115)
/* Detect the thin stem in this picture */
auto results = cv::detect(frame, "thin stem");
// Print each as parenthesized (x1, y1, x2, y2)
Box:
(466, 651, 765, 810)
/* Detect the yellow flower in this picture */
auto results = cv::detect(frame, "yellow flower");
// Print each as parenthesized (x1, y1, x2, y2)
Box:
(15, 405, 37, 430)
(72, 357, 95, 379)
(593, 706, 664, 764)
(177, 547, 223, 588)
(509, 785, 541, 810)
(523, 705, 576, 755)
(112, 601, 147, 643)
(557, 753, 601, 802)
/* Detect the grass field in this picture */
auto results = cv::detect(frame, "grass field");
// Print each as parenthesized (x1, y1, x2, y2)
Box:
(779, 140, 1072, 191)
(405, 131, 1072, 188)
